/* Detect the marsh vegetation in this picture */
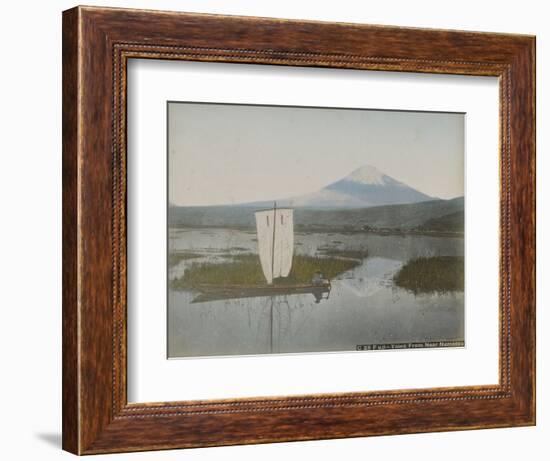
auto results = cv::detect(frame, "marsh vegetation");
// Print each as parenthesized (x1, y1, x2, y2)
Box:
(168, 251, 203, 268)
(170, 251, 363, 290)
(393, 256, 464, 294)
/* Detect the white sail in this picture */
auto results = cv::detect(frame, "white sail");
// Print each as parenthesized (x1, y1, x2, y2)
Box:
(254, 207, 294, 284)
(255, 209, 275, 284)
(273, 208, 294, 279)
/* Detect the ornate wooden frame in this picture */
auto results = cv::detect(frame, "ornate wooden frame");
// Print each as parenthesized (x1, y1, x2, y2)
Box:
(62, 5, 536, 455)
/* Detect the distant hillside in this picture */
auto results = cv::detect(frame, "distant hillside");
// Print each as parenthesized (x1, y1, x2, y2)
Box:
(170, 197, 464, 232)
(417, 211, 464, 233)
(296, 197, 464, 231)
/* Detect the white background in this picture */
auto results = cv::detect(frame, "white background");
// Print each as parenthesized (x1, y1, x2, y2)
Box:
(128, 61, 499, 402)
(0, 0, 546, 460)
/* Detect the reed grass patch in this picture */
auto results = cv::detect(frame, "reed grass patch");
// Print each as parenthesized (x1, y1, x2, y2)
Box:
(170, 253, 360, 290)
(393, 256, 464, 294)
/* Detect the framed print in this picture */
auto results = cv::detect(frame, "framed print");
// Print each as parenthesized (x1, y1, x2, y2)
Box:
(62, 6, 535, 455)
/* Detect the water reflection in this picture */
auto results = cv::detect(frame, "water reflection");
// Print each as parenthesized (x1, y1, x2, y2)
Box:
(168, 229, 464, 358)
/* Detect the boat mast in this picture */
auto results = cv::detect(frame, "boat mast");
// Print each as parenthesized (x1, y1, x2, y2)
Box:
(270, 202, 276, 352)
(271, 201, 277, 284)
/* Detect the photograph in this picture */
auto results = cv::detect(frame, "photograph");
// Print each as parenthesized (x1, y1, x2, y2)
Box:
(167, 102, 465, 358)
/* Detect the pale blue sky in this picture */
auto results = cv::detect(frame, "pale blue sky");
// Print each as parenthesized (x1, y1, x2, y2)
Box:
(168, 102, 464, 206)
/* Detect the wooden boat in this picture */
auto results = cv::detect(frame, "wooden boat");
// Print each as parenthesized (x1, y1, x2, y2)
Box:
(191, 282, 331, 304)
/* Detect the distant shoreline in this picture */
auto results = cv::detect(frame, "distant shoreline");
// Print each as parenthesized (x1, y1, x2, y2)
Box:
(170, 224, 464, 239)
(169, 197, 465, 237)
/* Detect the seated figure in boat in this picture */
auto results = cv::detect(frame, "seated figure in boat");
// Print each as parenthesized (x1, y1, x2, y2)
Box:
(311, 270, 329, 287)
(311, 271, 331, 303)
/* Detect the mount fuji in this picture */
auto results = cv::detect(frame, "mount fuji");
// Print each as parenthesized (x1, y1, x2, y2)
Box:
(170, 166, 461, 231)
(277, 165, 433, 209)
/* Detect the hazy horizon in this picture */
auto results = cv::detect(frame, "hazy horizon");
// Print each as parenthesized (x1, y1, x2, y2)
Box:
(168, 102, 464, 206)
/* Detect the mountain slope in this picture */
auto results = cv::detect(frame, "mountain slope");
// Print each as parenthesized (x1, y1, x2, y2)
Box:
(319, 165, 433, 207)
(223, 165, 433, 209)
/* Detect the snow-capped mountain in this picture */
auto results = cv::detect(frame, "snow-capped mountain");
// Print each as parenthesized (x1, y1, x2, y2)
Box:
(286, 165, 433, 208)
(345, 164, 392, 185)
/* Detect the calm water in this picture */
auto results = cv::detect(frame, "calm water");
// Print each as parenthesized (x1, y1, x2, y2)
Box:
(168, 228, 464, 358)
